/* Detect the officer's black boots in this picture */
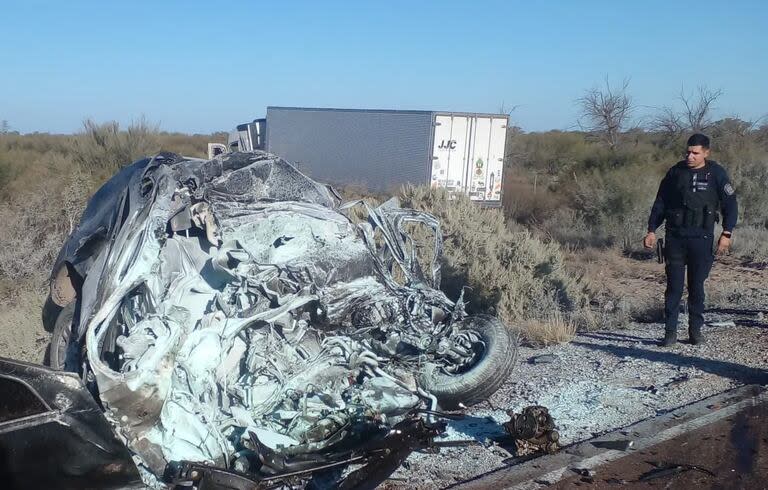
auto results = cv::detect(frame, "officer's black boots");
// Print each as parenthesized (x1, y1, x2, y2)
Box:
(689, 324, 705, 345)
(661, 324, 705, 346)
(661, 327, 677, 347)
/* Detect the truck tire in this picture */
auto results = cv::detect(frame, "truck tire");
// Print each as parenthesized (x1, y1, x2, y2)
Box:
(419, 315, 518, 409)
(47, 302, 75, 370)
(42, 295, 63, 333)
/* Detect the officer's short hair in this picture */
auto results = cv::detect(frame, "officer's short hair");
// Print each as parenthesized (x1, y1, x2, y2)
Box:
(687, 133, 710, 149)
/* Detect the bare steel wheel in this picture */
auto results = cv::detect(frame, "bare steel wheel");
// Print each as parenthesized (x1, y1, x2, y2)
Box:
(419, 315, 519, 408)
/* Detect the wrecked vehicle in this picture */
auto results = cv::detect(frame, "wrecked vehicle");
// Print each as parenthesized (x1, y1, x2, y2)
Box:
(0, 358, 144, 489)
(38, 151, 518, 487)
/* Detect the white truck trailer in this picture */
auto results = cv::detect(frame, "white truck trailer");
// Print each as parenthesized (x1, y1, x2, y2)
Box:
(213, 107, 509, 204)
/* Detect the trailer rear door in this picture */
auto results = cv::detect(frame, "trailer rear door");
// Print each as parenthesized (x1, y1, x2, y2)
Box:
(430, 114, 506, 203)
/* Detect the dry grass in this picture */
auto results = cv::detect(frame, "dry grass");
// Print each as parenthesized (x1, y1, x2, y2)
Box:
(520, 304, 577, 346)
(0, 172, 89, 284)
(707, 258, 768, 307)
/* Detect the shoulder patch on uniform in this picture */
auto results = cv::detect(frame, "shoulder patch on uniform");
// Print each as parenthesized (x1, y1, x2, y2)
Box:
(724, 183, 735, 195)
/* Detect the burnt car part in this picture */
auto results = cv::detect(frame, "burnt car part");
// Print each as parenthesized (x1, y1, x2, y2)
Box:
(0, 357, 143, 489)
(504, 405, 559, 455)
(45, 151, 518, 484)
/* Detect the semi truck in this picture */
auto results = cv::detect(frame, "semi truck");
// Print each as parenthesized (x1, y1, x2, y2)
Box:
(210, 107, 509, 204)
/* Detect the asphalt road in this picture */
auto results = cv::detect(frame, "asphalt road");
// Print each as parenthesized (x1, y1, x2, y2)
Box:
(448, 385, 767, 490)
(550, 399, 767, 489)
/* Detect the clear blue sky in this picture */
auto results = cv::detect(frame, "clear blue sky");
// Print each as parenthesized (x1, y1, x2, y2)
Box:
(1, 0, 766, 134)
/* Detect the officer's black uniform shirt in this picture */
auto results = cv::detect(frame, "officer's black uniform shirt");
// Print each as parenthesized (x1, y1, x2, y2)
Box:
(648, 160, 738, 238)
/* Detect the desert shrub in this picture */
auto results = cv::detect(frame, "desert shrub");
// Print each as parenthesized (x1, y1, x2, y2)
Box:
(502, 172, 564, 225)
(710, 122, 768, 227)
(0, 135, 79, 197)
(0, 167, 90, 284)
(0, 132, 74, 156)
(72, 118, 160, 181)
(539, 207, 607, 249)
(0, 151, 17, 194)
(730, 225, 768, 264)
(502, 124, 768, 254)
(156, 132, 227, 159)
(398, 185, 588, 342)
(0, 284, 49, 363)
(567, 163, 659, 248)
(507, 130, 591, 175)
(334, 183, 391, 203)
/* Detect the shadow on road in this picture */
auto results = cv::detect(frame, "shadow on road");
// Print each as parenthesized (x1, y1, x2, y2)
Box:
(441, 414, 507, 444)
(571, 340, 768, 385)
(580, 332, 658, 345)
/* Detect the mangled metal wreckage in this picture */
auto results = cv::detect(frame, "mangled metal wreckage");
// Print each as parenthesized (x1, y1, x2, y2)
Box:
(43, 151, 518, 487)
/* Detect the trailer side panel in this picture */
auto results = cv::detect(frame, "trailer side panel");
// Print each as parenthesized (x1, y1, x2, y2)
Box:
(266, 107, 433, 192)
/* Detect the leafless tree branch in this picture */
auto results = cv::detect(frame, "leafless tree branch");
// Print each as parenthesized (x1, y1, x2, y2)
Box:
(577, 77, 633, 149)
(498, 101, 521, 116)
(650, 106, 685, 135)
(680, 86, 723, 132)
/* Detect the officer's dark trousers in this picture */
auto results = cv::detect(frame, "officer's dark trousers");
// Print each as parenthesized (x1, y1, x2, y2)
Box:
(664, 235, 714, 332)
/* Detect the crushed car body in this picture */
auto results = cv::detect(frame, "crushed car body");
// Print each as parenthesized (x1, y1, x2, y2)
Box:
(41, 151, 518, 487)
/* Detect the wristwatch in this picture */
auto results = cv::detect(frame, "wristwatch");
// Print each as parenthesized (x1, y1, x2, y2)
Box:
(721, 231, 732, 238)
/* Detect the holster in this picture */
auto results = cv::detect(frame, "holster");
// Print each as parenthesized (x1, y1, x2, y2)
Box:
(656, 238, 665, 264)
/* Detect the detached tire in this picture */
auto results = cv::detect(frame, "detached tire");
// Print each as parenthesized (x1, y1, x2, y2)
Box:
(420, 315, 519, 409)
(46, 301, 75, 370)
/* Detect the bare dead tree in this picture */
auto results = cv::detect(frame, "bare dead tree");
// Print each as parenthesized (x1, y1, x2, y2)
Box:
(577, 77, 633, 149)
(680, 86, 723, 132)
(498, 101, 521, 116)
(651, 106, 685, 135)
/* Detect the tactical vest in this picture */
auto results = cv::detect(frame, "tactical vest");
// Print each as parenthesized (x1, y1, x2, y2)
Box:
(666, 164, 719, 234)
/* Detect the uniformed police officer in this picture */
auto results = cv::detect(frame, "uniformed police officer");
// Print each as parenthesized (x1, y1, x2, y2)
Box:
(643, 134, 738, 346)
